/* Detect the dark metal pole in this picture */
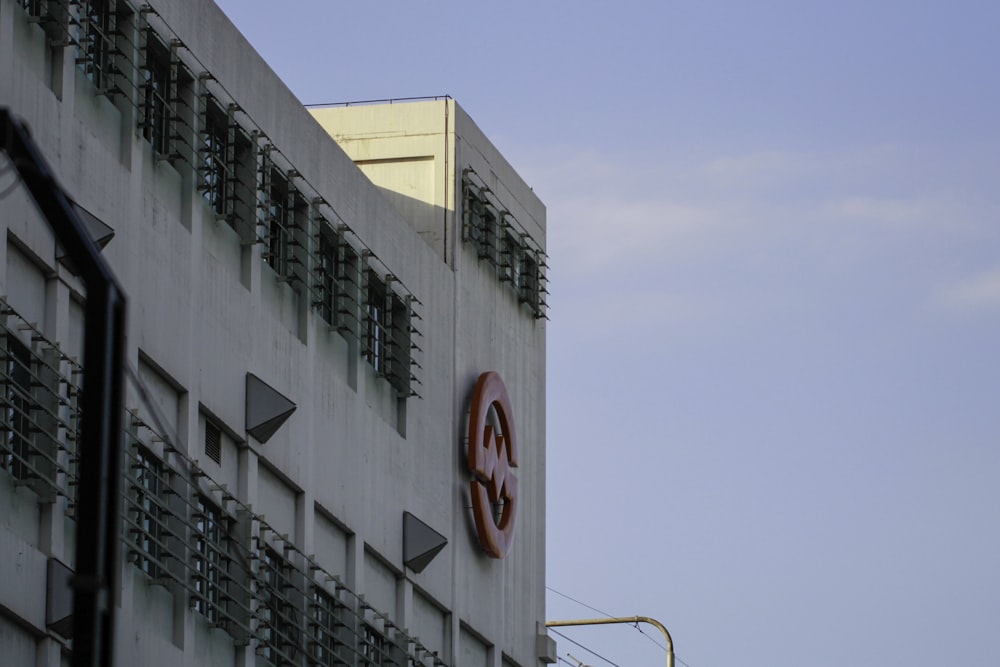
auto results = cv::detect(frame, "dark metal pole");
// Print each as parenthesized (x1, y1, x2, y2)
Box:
(1, 108, 127, 667)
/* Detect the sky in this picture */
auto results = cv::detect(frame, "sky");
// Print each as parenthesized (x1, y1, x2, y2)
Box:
(214, 2, 1000, 665)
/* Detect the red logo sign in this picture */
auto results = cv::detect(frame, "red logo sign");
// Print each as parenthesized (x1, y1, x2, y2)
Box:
(467, 371, 518, 559)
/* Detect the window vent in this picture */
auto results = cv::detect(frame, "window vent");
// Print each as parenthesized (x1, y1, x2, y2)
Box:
(205, 420, 222, 464)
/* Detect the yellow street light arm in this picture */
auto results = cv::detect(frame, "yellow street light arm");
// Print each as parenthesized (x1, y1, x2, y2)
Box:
(546, 616, 674, 667)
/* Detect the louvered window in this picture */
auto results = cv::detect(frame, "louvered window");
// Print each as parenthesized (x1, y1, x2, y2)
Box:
(1, 337, 32, 481)
(260, 547, 300, 665)
(310, 588, 347, 665)
(127, 445, 168, 579)
(140, 33, 171, 155)
(79, 0, 120, 93)
(192, 495, 230, 626)
(204, 419, 221, 464)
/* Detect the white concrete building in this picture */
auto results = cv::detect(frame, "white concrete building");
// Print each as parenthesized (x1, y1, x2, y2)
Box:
(0, 1, 550, 665)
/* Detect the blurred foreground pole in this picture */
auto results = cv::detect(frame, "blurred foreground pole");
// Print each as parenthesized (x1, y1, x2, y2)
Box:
(1, 108, 127, 667)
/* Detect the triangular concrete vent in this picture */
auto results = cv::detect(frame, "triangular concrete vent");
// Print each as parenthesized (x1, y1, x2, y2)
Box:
(57, 202, 115, 274)
(403, 511, 448, 573)
(245, 373, 296, 444)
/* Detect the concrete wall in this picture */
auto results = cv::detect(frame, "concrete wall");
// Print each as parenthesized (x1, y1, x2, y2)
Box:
(312, 98, 548, 660)
(0, 1, 547, 666)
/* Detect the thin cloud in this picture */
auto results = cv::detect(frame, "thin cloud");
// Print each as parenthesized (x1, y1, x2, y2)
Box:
(936, 267, 1000, 311)
(552, 195, 720, 276)
(834, 196, 925, 224)
(533, 145, 999, 341)
(701, 150, 811, 183)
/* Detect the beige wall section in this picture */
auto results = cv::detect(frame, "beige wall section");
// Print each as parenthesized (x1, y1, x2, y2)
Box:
(310, 99, 547, 270)
(311, 101, 457, 263)
(358, 156, 439, 250)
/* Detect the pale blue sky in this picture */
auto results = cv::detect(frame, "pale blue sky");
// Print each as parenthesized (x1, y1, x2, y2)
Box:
(215, 2, 1000, 665)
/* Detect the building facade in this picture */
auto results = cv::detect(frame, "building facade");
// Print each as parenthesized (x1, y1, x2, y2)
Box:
(0, 1, 549, 666)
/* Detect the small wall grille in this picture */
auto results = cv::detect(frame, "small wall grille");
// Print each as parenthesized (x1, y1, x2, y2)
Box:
(204, 420, 222, 465)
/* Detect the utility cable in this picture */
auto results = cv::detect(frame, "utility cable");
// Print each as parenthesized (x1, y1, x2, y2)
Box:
(547, 628, 621, 667)
(635, 622, 667, 651)
(633, 623, 693, 667)
(546, 585, 615, 617)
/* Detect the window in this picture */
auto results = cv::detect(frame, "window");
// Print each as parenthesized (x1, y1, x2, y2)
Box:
(519, 252, 537, 303)
(1, 336, 33, 481)
(201, 99, 231, 216)
(18, 0, 44, 15)
(519, 251, 541, 316)
(129, 445, 167, 579)
(364, 271, 389, 376)
(79, 0, 118, 92)
(18, 0, 70, 46)
(361, 624, 394, 667)
(387, 295, 411, 397)
(139, 29, 194, 161)
(480, 207, 499, 264)
(501, 229, 522, 287)
(364, 271, 413, 396)
(463, 183, 499, 265)
(317, 229, 337, 325)
(260, 546, 300, 664)
(201, 99, 255, 231)
(193, 495, 229, 626)
(231, 132, 256, 232)
(140, 32, 172, 155)
(262, 167, 293, 275)
(310, 588, 346, 665)
(317, 227, 360, 336)
(463, 186, 487, 247)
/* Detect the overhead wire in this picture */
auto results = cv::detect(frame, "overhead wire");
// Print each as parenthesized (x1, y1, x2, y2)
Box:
(546, 585, 614, 617)
(633, 623, 693, 667)
(635, 622, 668, 651)
(547, 628, 622, 667)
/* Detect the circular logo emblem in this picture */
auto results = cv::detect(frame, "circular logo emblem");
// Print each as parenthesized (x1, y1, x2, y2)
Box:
(467, 371, 518, 559)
